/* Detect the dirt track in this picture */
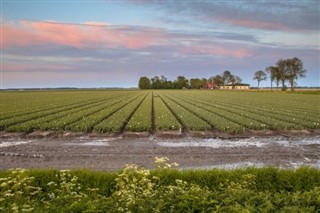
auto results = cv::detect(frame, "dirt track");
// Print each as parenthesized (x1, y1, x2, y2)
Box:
(1, 132, 319, 171)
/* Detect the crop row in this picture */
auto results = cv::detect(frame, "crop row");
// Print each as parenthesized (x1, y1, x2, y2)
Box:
(158, 94, 211, 131)
(94, 93, 147, 133)
(67, 93, 146, 132)
(153, 94, 181, 131)
(165, 92, 303, 130)
(0, 97, 113, 131)
(1, 90, 319, 133)
(169, 91, 318, 129)
(6, 95, 132, 132)
(0, 91, 135, 121)
(126, 92, 152, 132)
(160, 93, 243, 132)
(191, 91, 319, 122)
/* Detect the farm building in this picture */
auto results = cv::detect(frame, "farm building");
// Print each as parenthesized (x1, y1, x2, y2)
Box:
(234, 83, 250, 90)
(219, 83, 250, 90)
(207, 82, 217, 89)
(219, 85, 233, 90)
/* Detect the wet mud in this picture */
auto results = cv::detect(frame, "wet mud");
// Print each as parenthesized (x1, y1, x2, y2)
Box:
(1, 131, 319, 171)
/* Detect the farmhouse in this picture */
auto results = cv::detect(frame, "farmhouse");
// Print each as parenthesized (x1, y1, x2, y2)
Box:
(219, 85, 233, 90)
(207, 82, 217, 89)
(234, 83, 250, 90)
(219, 83, 250, 90)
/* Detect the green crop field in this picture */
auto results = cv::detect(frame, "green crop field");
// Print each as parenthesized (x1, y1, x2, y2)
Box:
(0, 90, 319, 134)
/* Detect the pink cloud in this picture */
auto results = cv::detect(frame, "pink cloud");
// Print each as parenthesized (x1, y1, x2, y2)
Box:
(1, 19, 253, 59)
(215, 17, 295, 32)
(2, 20, 164, 49)
(181, 45, 252, 59)
(82, 21, 109, 26)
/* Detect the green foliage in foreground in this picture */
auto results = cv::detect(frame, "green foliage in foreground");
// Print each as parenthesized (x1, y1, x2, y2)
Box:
(0, 158, 319, 212)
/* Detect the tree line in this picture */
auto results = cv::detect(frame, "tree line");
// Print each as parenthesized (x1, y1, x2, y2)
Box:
(139, 70, 243, 89)
(139, 57, 307, 91)
(254, 57, 306, 91)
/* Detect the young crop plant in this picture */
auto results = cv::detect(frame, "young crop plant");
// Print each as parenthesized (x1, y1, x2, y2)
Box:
(154, 95, 181, 131)
(126, 92, 152, 132)
(94, 93, 147, 133)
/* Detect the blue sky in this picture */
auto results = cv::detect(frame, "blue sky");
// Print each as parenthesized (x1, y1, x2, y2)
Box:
(1, 0, 319, 88)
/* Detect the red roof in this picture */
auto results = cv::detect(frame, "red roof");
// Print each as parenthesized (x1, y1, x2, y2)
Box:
(207, 83, 215, 89)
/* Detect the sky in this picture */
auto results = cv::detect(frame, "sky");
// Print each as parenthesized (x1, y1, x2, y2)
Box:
(1, 0, 319, 88)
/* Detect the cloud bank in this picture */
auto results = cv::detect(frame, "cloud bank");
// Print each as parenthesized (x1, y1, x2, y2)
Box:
(1, 0, 319, 88)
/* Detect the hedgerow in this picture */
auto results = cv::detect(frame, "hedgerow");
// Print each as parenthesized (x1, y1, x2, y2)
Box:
(1, 158, 319, 212)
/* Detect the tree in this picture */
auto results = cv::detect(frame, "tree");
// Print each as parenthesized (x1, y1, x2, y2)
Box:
(277, 57, 306, 91)
(138, 77, 151, 89)
(210, 75, 224, 87)
(190, 78, 203, 89)
(164, 80, 174, 89)
(202, 78, 208, 89)
(151, 76, 161, 89)
(275, 59, 288, 91)
(175, 76, 188, 89)
(265, 66, 281, 91)
(229, 75, 236, 86)
(234, 76, 242, 84)
(222, 70, 232, 85)
(253, 70, 267, 89)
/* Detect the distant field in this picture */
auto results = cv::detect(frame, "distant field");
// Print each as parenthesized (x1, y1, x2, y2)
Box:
(0, 90, 319, 133)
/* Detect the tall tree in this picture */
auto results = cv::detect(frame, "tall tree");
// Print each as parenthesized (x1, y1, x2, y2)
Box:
(138, 77, 151, 89)
(253, 70, 267, 89)
(213, 75, 224, 86)
(202, 78, 208, 89)
(151, 76, 161, 89)
(276, 59, 288, 91)
(190, 78, 203, 89)
(234, 76, 242, 84)
(278, 57, 306, 91)
(222, 70, 232, 85)
(265, 66, 281, 91)
(175, 76, 188, 89)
